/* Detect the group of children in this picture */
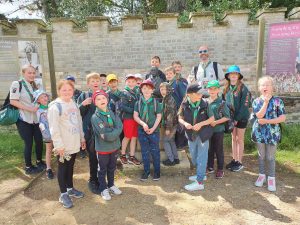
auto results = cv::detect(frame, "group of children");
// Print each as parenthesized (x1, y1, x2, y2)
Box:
(30, 56, 286, 208)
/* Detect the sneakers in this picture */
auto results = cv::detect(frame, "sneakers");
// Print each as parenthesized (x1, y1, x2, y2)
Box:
(207, 167, 215, 174)
(267, 176, 276, 192)
(184, 181, 204, 191)
(215, 170, 224, 179)
(79, 150, 87, 158)
(128, 156, 141, 165)
(46, 169, 54, 179)
(25, 165, 42, 175)
(36, 160, 47, 171)
(255, 174, 266, 187)
(101, 189, 111, 201)
(140, 172, 150, 181)
(88, 180, 100, 194)
(120, 155, 128, 164)
(153, 173, 160, 181)
(226, 159, 236, 170)
(231, 161, 244, 172)
(67, 188, 84, 198)
(188, 175, 207, 181)
(59, 193, 73, 208)
(162, 159, 175, 166)
(174, 159, 180, 164)
(109, 185, 122, 195)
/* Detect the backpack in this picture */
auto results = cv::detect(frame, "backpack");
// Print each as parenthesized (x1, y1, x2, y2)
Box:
(0, 81, 22, 126)
(194, 62, 219, 81)
(52, 100, 79, 116)
(217, 100, 235, 133)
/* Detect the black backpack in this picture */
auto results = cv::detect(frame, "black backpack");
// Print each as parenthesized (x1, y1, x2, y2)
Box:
(194, 61, 219, 80)
(1, 81, 22, 109)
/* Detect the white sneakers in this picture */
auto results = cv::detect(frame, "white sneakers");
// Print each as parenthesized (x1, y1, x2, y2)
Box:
(184, 181, 204, 191)
(109, 185, 122, 195)
(255, 174, 266, 187)
(101, 186, 122, 201)
(101, 189, 111, 201)
(267, 177, 276, 192)
(254, 174, 276, 192)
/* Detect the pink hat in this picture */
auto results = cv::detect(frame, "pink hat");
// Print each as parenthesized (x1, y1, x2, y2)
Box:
(92, 90, 108, 104)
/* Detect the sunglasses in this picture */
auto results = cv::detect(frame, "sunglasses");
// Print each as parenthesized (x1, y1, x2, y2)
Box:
(198, 50, 208, 54)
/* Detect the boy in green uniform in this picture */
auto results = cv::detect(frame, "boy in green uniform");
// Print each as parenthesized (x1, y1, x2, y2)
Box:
(207, 80, 230, 179)
(133, 79, 162, 181)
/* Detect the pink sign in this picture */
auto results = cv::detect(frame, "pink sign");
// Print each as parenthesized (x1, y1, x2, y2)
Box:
(266, 21, 300, 93)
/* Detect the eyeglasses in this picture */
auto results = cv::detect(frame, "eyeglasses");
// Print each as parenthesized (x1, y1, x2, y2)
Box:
(198, 50, 208, 54)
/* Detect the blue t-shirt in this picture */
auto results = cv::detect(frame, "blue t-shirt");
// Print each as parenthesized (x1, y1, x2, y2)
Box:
(251, 96, 285, 145)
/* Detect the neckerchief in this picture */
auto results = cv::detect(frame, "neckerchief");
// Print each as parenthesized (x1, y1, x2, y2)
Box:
(96, 108, 114, 127)
(226, 85, 237, 111)
(141, 96, 153, 123)
(124, 86, 136, 95)
(168, 78, 176, 87)
(39, 104, 48, 109)
(201, 60, 211, 78)
(187, 97, 201, 125)
(21, 79, 35, 103)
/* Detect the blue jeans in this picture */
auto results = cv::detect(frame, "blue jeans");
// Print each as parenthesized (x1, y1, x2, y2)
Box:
(188, 136, 209, 182)
(138, 129, 160, 175)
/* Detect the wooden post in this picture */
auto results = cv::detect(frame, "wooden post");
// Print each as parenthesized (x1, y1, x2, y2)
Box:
(46, 33, 57, 99)
(256, 18, 265, 95)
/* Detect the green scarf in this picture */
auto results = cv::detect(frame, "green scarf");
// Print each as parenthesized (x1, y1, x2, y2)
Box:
(97, 108, 114, 127)
(187, 97, 201, 125)
(226, 85, 237, 110)
(141, 96, 153, 123)
(168, 78, 176, 86)
(201, 60, 211, 78)
(125, 86, 134, 93)
(39, 104, 48, 109)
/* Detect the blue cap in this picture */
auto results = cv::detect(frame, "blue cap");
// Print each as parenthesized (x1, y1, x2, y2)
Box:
(66, 75, 75, 82)
(225, 65, 243, 80)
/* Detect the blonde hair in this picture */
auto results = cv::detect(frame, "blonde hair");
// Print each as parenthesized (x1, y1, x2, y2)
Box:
(21, 64, 38, 90)
(164, 66, 175, 74)
(258, 76, 274, 88)
(86, 72, 100, 83)
(57, 79, 74, 93)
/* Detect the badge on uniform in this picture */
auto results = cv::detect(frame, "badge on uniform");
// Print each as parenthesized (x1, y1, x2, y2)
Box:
(99, 123, 104, 128)
(12, 88, 17, 93)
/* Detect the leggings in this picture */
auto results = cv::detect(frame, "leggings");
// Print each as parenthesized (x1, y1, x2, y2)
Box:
(57, 153, 76, 193)
(231, 127, 246, 163)
(16, 120, 43, 167)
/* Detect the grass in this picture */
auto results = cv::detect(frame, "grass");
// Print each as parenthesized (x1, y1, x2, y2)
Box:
(0, 127, 25, 181)
(224, 124, 300, 174)
(0, 124, 299, 181)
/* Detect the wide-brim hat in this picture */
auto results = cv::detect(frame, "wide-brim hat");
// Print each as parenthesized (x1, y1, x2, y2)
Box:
(224, 65, 243, 81)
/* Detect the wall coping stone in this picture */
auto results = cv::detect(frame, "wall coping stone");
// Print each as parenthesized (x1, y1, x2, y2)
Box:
(256, 7, 287, 18)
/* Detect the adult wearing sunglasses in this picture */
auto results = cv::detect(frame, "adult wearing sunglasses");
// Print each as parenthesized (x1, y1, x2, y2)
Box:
(189, 45, 225, 88)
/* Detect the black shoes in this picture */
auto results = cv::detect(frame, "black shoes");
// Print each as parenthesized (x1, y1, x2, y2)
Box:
(162, 159, 175, 166)
(88, 180, 101, 194)
(140, 172, 150, 181)
(25, 165, 42, 175)
(46, 169, 54, 179)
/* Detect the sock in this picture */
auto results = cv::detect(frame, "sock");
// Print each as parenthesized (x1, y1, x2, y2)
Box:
(67, 188, 73, 192)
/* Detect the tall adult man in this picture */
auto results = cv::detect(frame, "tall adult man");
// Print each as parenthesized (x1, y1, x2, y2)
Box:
(189, 45, 225, 87)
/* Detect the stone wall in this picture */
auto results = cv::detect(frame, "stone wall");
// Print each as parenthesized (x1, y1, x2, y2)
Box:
(1, 7, 300, 123)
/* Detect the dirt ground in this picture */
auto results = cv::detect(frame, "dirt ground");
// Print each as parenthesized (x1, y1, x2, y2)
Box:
(0, 154, 300, 225)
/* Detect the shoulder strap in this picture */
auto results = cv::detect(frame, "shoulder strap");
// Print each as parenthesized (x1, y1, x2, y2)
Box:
(154, 98, 157, 114)
(55, 102, 62, 116)
(194, 66, 198, 80)
(18, 80, 22, 92)
(85, 91, 89, 99)
(213, 62, 219, 80)
(138, 97, 142, 113)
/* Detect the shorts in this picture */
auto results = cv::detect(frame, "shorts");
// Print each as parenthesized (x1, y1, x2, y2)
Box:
(123, 119, 138, 138)
(235, 119, 248, 129)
